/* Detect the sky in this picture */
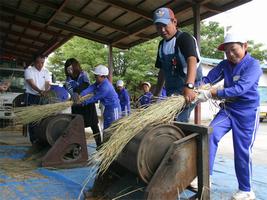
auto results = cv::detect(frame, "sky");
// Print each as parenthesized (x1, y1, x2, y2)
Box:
(204, 0, 267, 47)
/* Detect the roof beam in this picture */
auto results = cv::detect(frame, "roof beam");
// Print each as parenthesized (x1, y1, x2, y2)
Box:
(3, 38, 42, 50)
(98, 0, 153, 21)
(0, 15, 66, 38)
(0, 5, 47, 24)
(31, 0, 129, 34)
(3, 43, 36, 54)
(0, 26, 50, 44)
(46, 0, 69, 25)
(111, 2, 193, 45)
(63, 8, 129, 34)
(31, 0, 58, 10)
(50, 21, 110, 44)
(40, 35, 73, 56)
(202, 3, 223, 13)
(0, 47, 32, 59)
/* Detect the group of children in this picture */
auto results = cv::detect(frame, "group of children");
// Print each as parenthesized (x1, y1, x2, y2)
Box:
(63, 59, 163, 148)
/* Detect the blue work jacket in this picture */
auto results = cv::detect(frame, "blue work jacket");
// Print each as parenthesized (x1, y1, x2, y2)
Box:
(202, 53, 262, 109)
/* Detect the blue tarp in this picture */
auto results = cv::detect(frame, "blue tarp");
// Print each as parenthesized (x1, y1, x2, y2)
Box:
(0, 145, 96, 200)
(0, 145, 266, 200)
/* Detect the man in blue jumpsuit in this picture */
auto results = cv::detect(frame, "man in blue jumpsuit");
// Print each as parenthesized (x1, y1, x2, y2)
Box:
(153, 7, 202, 122)
(116, 80, 131, 116)
(200, 33, 262, 200)
(80, 64, 121, 130)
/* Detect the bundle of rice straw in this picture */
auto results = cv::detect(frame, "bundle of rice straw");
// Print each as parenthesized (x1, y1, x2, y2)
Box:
(90, 95, 186, 175)
(14, 93, 92, 125)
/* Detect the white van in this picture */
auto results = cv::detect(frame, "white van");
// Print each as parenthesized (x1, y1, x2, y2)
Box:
(0, 67, 25, 127)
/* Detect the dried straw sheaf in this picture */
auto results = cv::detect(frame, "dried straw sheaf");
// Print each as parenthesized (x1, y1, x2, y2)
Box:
(90, 95, 186, 175)
(14, 93, 93, 125)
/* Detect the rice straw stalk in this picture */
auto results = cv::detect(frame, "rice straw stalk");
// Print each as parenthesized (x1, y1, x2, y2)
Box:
(14, 93, 93, 125)
(90, 95, 186, 175)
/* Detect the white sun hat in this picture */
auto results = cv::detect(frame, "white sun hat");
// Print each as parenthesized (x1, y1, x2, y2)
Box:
(142, 81, 151, 88)
(92, 64, 109, 76)
(218, 32, 247, 51)
(116, 80, 124, 87)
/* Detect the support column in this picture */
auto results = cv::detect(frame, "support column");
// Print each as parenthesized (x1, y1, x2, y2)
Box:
(193, 2, 201, 125)
(108, 44, 113, 83)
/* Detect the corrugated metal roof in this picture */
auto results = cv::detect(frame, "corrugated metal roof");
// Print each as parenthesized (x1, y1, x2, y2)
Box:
(0, 0, 251, 65)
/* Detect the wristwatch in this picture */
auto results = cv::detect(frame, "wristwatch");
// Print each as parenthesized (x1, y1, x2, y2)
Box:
(184, 83, 194, 89)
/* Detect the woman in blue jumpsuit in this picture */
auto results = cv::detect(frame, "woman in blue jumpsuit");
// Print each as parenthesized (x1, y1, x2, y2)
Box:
(201, 33, 262, 200)
(64, 58, 100, 146)
(116, 80, 131, 116)
(80, 64, 121, 130)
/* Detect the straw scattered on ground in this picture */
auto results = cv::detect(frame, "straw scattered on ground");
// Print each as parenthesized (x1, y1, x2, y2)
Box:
(13, 94, 93, 125)
(0, 158, 42, 180)
(90, 95, 186, 175)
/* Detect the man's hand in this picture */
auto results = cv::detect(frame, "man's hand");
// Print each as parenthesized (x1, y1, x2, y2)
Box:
(71, 92, 80, 104)
(39, 90, 50, 97)
(196, 89, 212, 103)
(183, 87, 196, 103)
(0, 85, 8, 92)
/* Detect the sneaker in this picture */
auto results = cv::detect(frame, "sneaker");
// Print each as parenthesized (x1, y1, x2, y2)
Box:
(232, 190, 256, 200)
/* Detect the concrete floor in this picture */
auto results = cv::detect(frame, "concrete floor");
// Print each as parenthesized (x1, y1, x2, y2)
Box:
(217, 121, 267, 165)
(1, 121, 266, 200)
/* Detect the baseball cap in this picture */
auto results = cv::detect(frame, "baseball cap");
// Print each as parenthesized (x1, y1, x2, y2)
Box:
(116, 80, 124, 87)
(92, 64, 109, 76)
(153, 7, 175, 25)
(218, 33, 247, 51)
(142, 82, 151, 88)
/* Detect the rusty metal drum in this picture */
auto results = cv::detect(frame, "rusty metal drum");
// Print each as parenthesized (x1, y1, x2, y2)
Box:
(116, 124, 185, 183)
(32, 114, 73, 146)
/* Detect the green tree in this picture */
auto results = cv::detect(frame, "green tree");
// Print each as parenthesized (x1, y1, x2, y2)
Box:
(47, 36, 108, 82)
(182, 21, 224, 59)
(112, 39, 160, 100)
(247, 40, 267, 63)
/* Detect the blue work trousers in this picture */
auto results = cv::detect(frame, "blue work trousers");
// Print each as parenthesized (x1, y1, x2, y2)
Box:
(103, 106, 121, 129)
(209, 106, 260, 191)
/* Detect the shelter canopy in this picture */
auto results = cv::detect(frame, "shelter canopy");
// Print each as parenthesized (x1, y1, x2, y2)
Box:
(0, 0, 251, 65)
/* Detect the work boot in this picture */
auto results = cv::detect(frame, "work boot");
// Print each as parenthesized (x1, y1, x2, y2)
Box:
(231, 190, 256, 200)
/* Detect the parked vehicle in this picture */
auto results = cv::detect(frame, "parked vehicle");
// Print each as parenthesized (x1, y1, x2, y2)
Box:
(259, 86, 267, 122)
(0, 59, 25, 127)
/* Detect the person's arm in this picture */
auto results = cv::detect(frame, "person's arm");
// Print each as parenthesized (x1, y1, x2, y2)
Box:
(123, 89, 131, 113)
(45, 81, 50, 91)
(183, 56, 197, 102)
(215, 60, 262, 98)
(202, 62, 225, 85)
(153, 41, 165, 97)
(179, 33, 199, 102)
(74, 72, 90, 93)
(26, 79, 43, 94)
(0, 84, 8, 92)
(41, 70, 51, 96)
(82, 84, 108, 105)
(0, 81, 11, 92)
(154, 68, 165, 96)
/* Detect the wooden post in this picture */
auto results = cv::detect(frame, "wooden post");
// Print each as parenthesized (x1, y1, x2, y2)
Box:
(193, 3, 201, 125)
(108, 44, 113, 83)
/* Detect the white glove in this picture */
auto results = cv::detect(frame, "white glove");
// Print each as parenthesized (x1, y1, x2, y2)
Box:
(196, 89, 212, 103)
